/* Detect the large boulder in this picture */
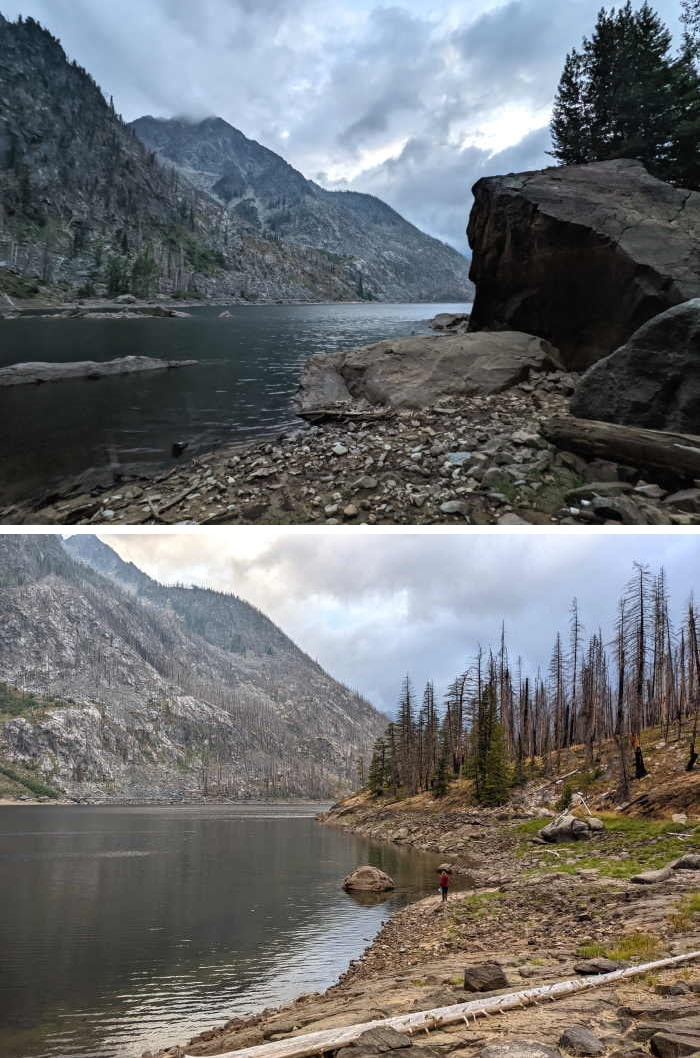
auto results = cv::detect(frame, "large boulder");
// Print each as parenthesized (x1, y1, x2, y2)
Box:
(467, 159, 700, 369)
(539, 814, 603, 843)
(298, 332, 562, 412)
(570, 300, 700, 431)
(342, 866, 395, 892)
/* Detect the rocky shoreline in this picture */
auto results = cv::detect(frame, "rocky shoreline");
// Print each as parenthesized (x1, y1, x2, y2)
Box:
(150, 787, 700, 1058)
(5, 359, 699, 526)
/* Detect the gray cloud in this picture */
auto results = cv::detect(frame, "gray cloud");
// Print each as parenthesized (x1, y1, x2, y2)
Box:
(98, 532, 699, 717)
(4, 0, 683, 249)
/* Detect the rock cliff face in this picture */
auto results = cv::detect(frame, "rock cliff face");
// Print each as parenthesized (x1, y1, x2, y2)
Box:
(132, 116, 471, 303)
(467, 159, 700, 369)
(0, 535, 385, 800)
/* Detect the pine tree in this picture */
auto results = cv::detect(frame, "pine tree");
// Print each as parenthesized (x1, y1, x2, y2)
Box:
(368, 737, 388, 796)
(432, 735, 449, 798)
(480, 717, 511, 806)
(550, 2, 696, 188)
(551, 49, 591, 163)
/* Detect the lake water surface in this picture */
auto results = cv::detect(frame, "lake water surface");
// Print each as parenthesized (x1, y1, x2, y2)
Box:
(0, 803, 441, 1058)
(0, 302, 470, 505)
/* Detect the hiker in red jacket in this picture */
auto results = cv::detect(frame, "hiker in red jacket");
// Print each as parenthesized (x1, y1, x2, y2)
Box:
(439, 870, 450, 902)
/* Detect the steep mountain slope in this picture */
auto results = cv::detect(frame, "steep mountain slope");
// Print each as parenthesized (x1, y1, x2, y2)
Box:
(0, 535, 385, 801)
(0, 16, 383, 302)
(0, 14, 470, 303)
(131, 116, 472, 302)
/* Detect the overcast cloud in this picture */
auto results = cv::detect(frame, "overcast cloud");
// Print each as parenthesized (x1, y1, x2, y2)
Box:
(93, 531, 699, 717)
(3, 0, 683, 249)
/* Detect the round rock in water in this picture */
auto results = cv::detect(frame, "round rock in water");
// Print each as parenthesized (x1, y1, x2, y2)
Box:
(342, 866, 395, 892)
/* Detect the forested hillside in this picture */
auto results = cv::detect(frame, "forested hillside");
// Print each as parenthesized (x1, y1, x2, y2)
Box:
(370, 564, 699, 806)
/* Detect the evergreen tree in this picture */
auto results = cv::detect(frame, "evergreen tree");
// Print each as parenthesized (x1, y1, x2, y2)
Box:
(432, 735, 449, 798)
(480, 717, 511, 806)
(551, 2, 698, 188)
(551, 49, 591, 163)
(368, 736, 388, 796)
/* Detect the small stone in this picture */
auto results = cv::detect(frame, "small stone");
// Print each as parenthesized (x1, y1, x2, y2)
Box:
(332, 444, 349, 456)
(498, 513, 529, 524)
(635, 482, 666, 500)
(650, 1031, 700, 1058)
(440, 500, 469, 516)
(479, 1044, 562, 1058)
(574, 957, 623, 974)
(671, 813, 688, 826)
(343, 504, 359, 519)
(324, 504, 339, 516)
(630, 866, 673, 884)
(672, 853, 700, 870)
(665, 488, 700, 513)
(446, 451, 473, 466)
(559, 1026, 605, 1056)
(463, 962, 509, 992)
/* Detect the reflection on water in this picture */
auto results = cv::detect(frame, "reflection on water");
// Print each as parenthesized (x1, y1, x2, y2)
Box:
(0, 804, 440, 1058)
(0, 302, 470, 504)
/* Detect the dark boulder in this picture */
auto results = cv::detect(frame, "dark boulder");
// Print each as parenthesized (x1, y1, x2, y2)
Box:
(463, 962, 509, 992)
(467, 160, 700, 369)
(570, 300, 700, 431)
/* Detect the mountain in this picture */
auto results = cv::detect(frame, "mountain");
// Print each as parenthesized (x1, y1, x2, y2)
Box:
(131, 115, 472, 302)
(0, 14, 470, 303)
(0, 535, 385, 801)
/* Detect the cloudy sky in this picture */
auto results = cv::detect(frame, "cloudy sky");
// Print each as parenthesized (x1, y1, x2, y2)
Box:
(96, 530, 698, 716)
(4, 0, 684, 249)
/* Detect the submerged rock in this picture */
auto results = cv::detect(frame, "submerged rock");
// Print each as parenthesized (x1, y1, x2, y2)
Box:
(342, 866, 395, 892)
(0, 355, 198, 386)
(467, 159, 700, 369)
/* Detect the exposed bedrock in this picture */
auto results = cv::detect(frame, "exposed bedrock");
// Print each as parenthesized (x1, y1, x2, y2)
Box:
(467, 159, 700, 369)
(298, 331, 562, 411)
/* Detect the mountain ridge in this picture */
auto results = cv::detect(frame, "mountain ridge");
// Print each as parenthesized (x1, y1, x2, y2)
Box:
(0, 534, 385, 801)
(131, 114, 471, 302)
(0, 14, 470, 303)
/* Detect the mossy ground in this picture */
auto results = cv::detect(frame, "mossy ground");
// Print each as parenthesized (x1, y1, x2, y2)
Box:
(575, 931, 663, 961)
(517, 813, 698, 879)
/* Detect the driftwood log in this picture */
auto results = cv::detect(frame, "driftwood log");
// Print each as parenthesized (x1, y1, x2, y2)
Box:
(298, 407, 392, 424)
(194, 950, 700, 1058)
(543, 416, 700, 478)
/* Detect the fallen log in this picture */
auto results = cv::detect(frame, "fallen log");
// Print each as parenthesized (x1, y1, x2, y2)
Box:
(298, 407, 392, 424)
(194, 949, 700, 1058)
(542, 416, 700, 478)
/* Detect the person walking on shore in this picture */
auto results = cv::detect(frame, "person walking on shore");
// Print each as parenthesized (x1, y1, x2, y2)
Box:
(439, 870, 449, 902)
